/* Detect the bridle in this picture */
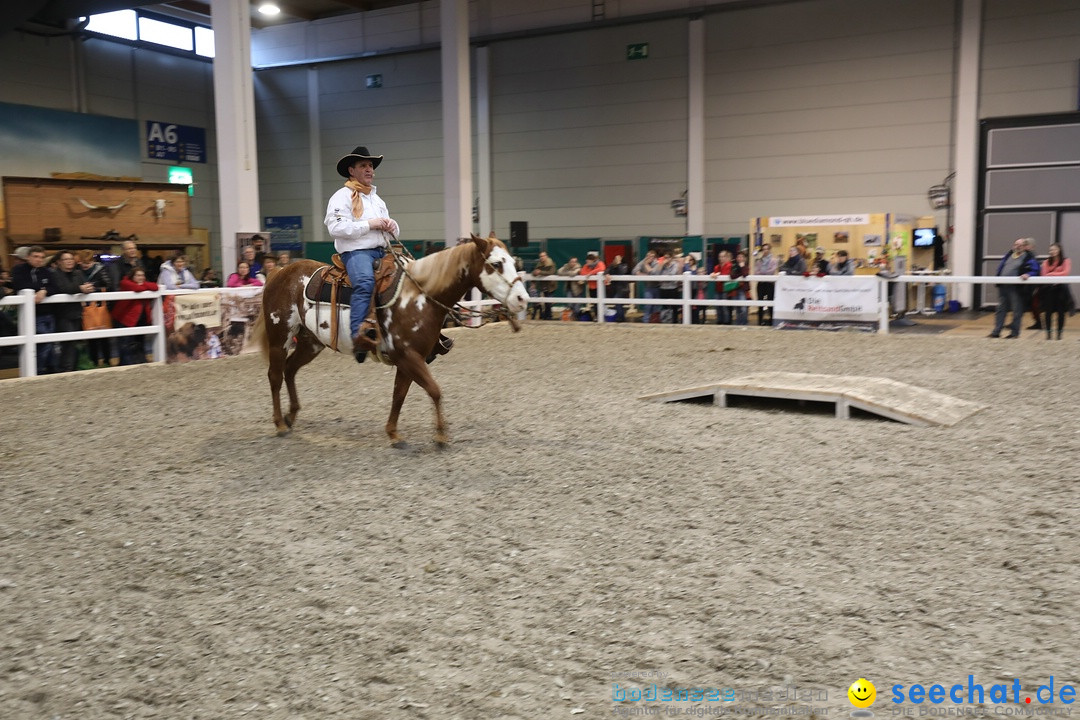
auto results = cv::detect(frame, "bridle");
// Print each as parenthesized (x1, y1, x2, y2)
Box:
(381, 239, 523, 327)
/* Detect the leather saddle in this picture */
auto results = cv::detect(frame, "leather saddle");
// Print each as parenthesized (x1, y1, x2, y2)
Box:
(304, 253, 403, 350)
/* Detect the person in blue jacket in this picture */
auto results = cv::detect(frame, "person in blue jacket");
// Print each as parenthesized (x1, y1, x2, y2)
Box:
(989, 237, 1040, 339)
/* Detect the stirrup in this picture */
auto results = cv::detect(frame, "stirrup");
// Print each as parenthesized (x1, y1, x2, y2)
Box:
(425, 335, 454, 365)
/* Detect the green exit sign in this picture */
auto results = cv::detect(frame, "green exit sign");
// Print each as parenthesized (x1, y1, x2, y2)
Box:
(168, 165, 194, 196)
(626, 43, 649, 60)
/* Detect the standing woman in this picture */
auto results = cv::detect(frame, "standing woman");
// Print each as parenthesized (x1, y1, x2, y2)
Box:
(75, 249, 111, 367)
(111, 267, 158, 364)
(1040, 243, 1071, 340)
(227, 261, 264, 288)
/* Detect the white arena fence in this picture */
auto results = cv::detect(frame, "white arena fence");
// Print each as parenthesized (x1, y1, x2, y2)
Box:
(516, 272, 1080, 333)
(1, 274, 1076, 377)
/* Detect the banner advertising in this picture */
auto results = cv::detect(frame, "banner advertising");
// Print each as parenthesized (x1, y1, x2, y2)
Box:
(774, 275, 879, 330)
(769, 214, 871, 227)
(163, 287, 264, 363)
(173, 292, 221, 327)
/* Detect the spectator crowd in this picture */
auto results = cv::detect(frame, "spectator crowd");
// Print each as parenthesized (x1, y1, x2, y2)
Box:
(2, 240, 293, 374)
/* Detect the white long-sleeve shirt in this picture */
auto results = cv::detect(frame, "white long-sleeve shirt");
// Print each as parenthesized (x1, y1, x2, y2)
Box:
(324, 184, 397, 253)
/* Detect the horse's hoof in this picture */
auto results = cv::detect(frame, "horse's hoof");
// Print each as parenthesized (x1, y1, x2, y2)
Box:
(276, 426, 292, 437)
(284, 416, 295, 428)
(434, 439, 449, 450)
(391, 440, 409, 450)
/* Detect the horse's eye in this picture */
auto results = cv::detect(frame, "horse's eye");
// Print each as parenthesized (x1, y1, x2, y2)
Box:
(492, 261, 502, 271)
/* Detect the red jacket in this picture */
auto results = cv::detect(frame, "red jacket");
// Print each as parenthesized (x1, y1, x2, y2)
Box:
(580, 260, 606, 290)
(111, 277, 158, 327)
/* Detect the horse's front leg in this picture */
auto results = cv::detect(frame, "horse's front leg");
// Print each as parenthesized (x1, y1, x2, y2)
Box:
(386, 367, 413, 448)
(401, 352, 447, 447)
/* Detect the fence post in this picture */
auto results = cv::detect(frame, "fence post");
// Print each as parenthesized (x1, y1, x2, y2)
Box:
(595, 273, 606, 322)
(17, 289, 37, 377)
(878, 277, 890, 335)
(151, 292, 166, 361)
(682, 274, 692, 325)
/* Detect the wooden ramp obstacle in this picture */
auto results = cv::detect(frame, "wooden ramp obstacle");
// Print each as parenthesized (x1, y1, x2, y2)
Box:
(639, 372, 985, 427)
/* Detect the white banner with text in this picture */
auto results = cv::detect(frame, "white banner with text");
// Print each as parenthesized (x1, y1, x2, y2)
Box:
(774, 275, 879, 323)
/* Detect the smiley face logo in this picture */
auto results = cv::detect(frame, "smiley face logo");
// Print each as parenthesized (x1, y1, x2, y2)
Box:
(848, 678, 876, 708)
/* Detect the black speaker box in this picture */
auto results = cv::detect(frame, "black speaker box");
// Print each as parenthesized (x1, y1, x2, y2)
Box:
(509, 221, 528, 247)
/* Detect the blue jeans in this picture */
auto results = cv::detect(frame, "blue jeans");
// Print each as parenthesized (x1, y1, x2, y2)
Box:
(35, 314, 57, 372)
(342, 247, 385, 338)
(733, 290, 748, 325)
(993, 285, 1024, 337)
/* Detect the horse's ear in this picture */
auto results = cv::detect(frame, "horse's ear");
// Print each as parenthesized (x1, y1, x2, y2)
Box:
(471, 234, 488, 253)
(487, 230, 496, 239)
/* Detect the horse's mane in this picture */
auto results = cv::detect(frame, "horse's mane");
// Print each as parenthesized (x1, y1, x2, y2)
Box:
(406, 238, 494, 293)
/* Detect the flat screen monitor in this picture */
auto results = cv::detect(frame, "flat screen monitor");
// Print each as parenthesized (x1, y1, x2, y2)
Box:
(913, 227, 937, 248)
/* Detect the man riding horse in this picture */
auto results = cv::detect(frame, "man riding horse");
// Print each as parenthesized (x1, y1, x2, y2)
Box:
(327, 146, 453, 364)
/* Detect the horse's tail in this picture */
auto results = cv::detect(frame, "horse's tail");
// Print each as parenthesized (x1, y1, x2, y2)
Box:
(250, 307, 269, 364)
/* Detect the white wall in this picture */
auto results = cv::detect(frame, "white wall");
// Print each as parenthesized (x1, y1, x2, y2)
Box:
(980, 0, 1080, 118)
(487, 20, 689, 238)
(702, 0, 956, 236)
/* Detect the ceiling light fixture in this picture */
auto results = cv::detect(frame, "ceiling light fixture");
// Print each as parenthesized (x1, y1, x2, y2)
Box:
(257, 3, 281, 16)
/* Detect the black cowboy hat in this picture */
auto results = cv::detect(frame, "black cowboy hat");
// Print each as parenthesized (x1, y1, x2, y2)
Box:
(336, 146, 383, 177)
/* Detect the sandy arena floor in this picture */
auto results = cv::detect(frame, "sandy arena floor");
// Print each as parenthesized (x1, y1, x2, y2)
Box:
(1, 322, 1077, 719)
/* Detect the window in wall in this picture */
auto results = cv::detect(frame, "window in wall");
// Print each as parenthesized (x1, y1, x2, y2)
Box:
(138, 16, 194, 52)
(83, 9, 213, 61)
(84, 9, 138, 41)
(194, 26, 215, 58)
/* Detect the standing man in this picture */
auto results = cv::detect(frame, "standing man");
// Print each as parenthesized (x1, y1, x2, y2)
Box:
(107, 239, 144, 291)
(11, 245, 58, 372)
(531, 250, 557, 320)
(633, 249, 660, 323)
(50, 250, 94, 373)
(325, 146, 399, 363)
(579, 251, 607, 320)
(558, 256, 584, 316)
(754, 243, 778, 326)
(605, 253, 631, 322)
(989, 237, 1040, 339)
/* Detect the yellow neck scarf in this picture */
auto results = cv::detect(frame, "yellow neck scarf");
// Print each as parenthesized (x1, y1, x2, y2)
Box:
(344, 179, 372, 219)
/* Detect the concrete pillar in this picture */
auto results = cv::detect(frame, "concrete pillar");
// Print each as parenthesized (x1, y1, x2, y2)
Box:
(687, 17, 705, 237)
(211, 0, 262, 274)
(441, 0, 471, 248)
(951, 0, 983, 308)
(308, 66, 323, 245)
(476, 45, 492, 238)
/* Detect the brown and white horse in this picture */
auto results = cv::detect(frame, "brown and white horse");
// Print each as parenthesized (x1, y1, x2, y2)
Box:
(251, 233, 530, 446)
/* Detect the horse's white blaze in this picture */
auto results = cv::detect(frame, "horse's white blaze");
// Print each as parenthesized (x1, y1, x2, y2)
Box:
(269, 311, 280, 325)
(481, 246, 530, 313)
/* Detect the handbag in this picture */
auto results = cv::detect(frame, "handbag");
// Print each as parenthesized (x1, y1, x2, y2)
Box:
(722, 281, 740, 293)
(82, 301, 111, 331)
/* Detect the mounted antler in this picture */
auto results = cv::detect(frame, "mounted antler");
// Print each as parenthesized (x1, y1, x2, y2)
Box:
(76, 198, 129, 213)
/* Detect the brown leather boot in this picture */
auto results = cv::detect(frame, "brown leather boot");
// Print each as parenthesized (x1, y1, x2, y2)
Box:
(352, 321, 378, 363)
